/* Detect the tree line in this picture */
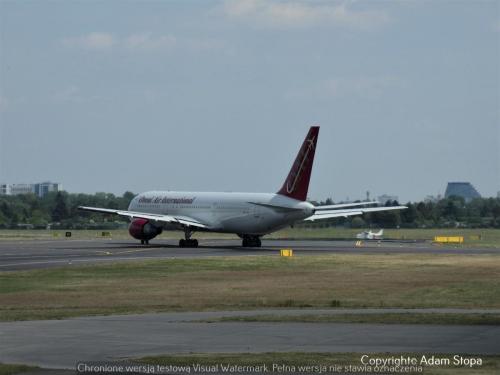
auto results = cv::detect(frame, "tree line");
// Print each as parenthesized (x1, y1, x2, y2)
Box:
(311, 196, 500, 229)
(0, 191, 134, 229)
(0, 191, 499, 229)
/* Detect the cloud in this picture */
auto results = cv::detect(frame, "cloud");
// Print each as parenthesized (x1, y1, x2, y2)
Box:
(222, 0, 390, 30)
(124, 33, 176, 51)
(62, 32, 222, 53)
(322, 75, 405, 97)
(285, 75, 406, 101)
(184, 38, 225, 52)
(62, 32, 116, 50)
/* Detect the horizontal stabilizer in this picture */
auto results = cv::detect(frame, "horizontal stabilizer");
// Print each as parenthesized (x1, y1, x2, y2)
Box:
(305, 205, 407, 221)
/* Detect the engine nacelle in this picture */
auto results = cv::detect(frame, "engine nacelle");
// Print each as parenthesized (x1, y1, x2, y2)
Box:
(128, 218, 162, 241)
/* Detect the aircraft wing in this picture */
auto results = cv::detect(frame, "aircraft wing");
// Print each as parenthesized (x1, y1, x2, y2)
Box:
(304, 205, 407, 221)
(77, 206, 208, 228)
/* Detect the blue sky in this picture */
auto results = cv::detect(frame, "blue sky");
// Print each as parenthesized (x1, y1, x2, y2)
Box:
(0, 0, 498, 202)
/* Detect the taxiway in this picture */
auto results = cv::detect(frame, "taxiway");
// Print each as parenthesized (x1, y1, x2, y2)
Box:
(0, 238, 497, 271)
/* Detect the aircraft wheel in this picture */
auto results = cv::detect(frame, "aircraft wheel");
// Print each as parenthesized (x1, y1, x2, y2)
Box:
(242, 237, 260, 247)
(180, 239, 198, 248)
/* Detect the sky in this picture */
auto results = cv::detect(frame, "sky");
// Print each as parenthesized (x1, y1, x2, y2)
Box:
(0, 0, 499, 203)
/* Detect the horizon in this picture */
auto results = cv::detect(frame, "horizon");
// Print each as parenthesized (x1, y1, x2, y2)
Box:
(0, 179, 494, 204)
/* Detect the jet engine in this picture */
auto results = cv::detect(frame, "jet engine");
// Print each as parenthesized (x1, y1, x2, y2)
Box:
(128, 218, 162, 242)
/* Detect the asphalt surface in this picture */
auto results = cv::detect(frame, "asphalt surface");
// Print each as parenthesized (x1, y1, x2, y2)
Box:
(0, 238, 498, 271)
(1, 309, 499, 369)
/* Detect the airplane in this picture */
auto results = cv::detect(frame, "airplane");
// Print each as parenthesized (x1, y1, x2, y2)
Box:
(78, 126, 406, 248)
(356, 229, 384, 240)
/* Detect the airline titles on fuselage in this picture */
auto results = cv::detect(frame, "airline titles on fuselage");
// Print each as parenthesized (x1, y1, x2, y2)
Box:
(138, 196, 195, 205)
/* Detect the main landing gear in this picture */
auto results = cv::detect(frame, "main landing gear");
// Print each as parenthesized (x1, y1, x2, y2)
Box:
(242, 235, 261, 247)
(179, 239, 198, 247)
(179, 227, 198, 248)
(140, 239, 149, 245)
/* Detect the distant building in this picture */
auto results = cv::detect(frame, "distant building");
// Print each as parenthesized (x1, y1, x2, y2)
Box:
(33, 182, 62, 198)
(378, 194, 399, 205)
(444, 182, 481, 202)
(0, 184, 11, 195)
(0, 182, 62, 198)
(9, 184, 34, 195)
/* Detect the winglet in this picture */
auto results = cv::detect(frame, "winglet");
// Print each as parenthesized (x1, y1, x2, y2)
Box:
(277, 126, 319, 201)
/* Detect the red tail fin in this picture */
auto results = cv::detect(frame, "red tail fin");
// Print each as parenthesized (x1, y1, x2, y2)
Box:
(277, 126, 319, 201)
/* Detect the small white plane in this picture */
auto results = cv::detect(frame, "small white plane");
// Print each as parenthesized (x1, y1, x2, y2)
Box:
(79, 126, 406, 247)
(356, 229, 384, 240)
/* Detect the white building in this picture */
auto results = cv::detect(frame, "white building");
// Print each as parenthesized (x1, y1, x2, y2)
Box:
(0, 184, 11, 195)
(0, 182, 62, 197)
(10, 184, 34, 195)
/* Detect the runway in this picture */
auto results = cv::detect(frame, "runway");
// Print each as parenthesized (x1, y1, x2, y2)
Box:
(0, 238, 498, 271)
(1, 309, 499, 369)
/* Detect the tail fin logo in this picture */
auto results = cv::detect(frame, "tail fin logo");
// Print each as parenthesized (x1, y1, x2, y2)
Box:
(277, 126, 319, 201)
(286, 135, 317, 194)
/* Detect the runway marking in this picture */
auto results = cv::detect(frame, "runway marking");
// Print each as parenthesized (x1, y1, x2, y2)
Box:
(0, 259, 74, 267)
(95, 250, 113, 255)
(0, 253, 99, 260)
(111, 247, 174, 255)
(0, 239, 116, 245)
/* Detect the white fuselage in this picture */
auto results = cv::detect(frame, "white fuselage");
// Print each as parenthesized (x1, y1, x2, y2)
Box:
(128, 191, 315, 235)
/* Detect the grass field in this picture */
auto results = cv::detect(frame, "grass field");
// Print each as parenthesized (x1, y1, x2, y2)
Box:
(1, 228, 499, 246)
(0, 363, 38, 375)
(135, 352, 500, 375)
(1, 253, 499, 321)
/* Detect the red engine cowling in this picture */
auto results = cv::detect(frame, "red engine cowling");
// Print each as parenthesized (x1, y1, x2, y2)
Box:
(128, 218, 162, 241)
